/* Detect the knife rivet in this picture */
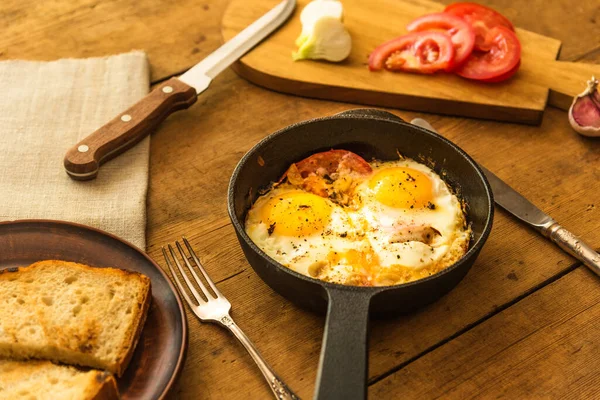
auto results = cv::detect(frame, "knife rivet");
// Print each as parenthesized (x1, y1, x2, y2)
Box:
(162, 86, 173, 94)
(78, 145, 89, 153)
(121, 114, 132, 122)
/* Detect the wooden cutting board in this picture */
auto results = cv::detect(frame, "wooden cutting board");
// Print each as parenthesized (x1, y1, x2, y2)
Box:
(222, 0, 599, 124)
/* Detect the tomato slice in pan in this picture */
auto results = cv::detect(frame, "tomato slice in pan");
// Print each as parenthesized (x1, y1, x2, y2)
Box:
(445, 2, 514, 51)
(280, 150, 372, 199)
(368, 31, 455, 73)
(455, 26, 521, 81)
(406, 12, 475, 69)
(292, 149, 372, 178)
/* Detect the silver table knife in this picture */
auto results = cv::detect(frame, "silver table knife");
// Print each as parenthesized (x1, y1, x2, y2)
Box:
(64, 0, 296, 180)
(411, 117, 600, 277)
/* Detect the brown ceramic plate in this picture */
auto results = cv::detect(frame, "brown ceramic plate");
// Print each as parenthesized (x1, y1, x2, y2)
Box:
(0, 219, 187, 399)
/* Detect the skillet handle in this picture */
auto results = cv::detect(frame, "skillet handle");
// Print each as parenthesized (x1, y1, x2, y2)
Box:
(335, 108, 404, 123)
(314, 287, 372, 400)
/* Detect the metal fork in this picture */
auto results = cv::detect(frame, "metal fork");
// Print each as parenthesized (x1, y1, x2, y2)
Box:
(162, 237, 299, 400)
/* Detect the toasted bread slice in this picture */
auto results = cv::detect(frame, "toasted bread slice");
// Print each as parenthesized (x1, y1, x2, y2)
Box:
(0, 359, 119, 400)
(0, 260, 151, 376)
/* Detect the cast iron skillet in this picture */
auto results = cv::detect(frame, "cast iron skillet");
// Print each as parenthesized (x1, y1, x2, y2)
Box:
(227, 109, 494, 400)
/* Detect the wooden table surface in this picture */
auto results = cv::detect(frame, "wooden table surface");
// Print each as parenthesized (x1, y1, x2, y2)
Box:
(3, 0, 600, 398)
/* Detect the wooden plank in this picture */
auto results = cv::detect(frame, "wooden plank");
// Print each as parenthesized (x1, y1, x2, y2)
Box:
(222, 0, 600, 124)
(0, 0, 225, 82)
(370, 266, 600, 399)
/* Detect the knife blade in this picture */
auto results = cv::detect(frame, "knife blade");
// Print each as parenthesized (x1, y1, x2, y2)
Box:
(410, 117, 600, 277)
(64, 0, 296, 180)
(477, 164, 554, 229)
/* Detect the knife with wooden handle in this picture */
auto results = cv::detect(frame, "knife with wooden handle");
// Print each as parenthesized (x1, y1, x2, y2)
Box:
(411, 117, 600, 277)
(64, 0, 296, 180)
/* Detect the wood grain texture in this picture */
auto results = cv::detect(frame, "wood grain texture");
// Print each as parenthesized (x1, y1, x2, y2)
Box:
(64, 78, 196, 180)
(370, 266, 600, 399)
(222, 0, 600, 124)
(2, 0, 600, 398)
(0, 0, 223, 82)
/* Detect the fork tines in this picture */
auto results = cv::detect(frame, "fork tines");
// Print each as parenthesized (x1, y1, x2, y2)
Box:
(162, 237, 222, 306)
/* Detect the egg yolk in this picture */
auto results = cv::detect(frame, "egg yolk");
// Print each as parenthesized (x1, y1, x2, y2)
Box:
(261, 191, 332, 236)
(326, 248, 382, 285)
(368, 167, 433, 208)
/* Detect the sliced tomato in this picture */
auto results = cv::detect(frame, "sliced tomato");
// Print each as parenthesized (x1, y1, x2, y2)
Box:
(406, 13, 475, 69)
(445, 2, 514, 51)
(445, 2, 514, 30)
(480, 59, 520, 82)
(455, 26, 520, 81)
(368, 32, 455, 74)
(292, 149, 372, 178)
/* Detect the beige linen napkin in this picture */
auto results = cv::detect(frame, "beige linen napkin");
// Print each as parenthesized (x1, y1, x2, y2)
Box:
(0, 51, 150, 249)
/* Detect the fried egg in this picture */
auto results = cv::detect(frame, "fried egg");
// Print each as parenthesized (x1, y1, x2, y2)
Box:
(245, 152, 471, 287)
(350, 159, 470, 273)
(245, 185, 359, 278)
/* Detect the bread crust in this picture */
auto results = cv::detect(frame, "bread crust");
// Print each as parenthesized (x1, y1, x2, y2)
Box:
(0, 259, 148, 280)
(115, 274, 152, 377)
(0, 260, 149, 282)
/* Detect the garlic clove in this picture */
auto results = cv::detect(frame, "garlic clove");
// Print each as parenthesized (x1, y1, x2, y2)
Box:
(292, 17, 352, 62)
(570, 96, 600, 128)
(569, 76, 600, 137)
